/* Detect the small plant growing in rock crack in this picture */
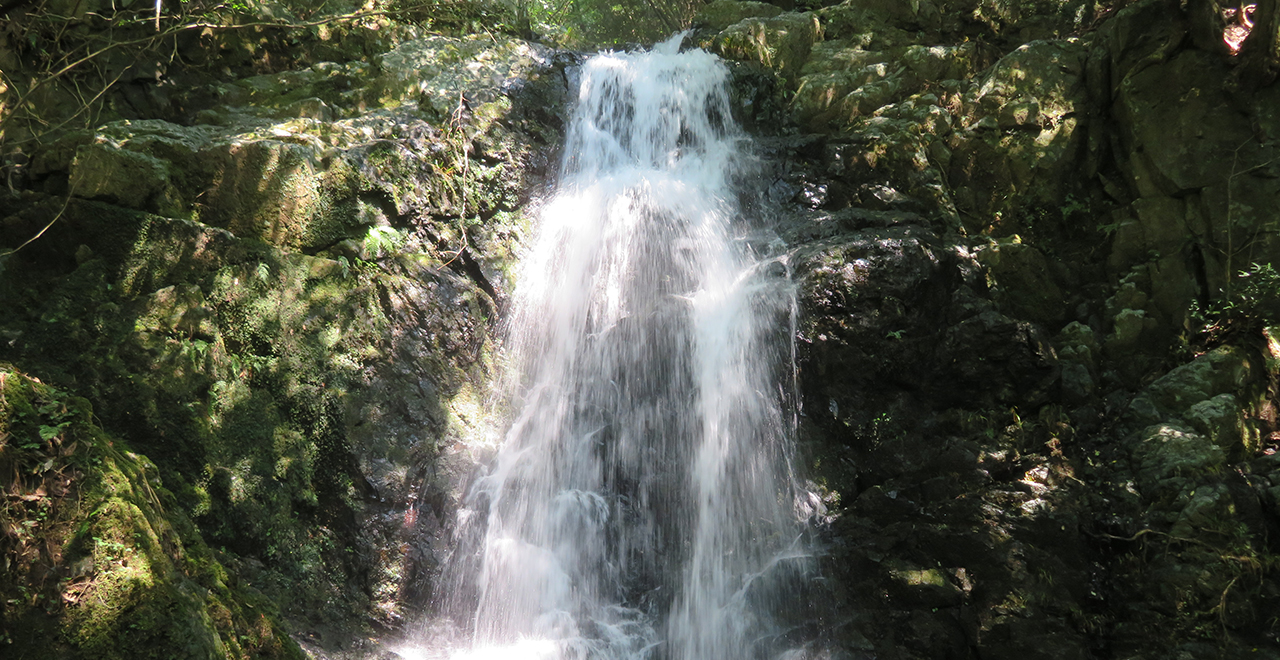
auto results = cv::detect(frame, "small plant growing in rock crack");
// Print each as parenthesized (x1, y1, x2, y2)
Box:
(1061, 194, 1088, 219)
(186, 339, 211, 368)
(362, 226, 405, 260)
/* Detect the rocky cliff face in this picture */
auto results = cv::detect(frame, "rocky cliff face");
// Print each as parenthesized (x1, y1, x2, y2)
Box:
(2, 0, 1280, 658)
(0, 25, 572, 657)
(695, 0, 1280, 657)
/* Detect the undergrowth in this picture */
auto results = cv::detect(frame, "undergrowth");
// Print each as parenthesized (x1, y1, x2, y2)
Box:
(0, 364, 302, 659)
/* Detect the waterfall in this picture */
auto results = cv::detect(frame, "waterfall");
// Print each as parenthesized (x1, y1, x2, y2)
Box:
(417, 34, 805, 660)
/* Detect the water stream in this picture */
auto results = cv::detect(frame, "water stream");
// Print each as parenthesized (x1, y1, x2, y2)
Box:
(413, 35, 808, 660)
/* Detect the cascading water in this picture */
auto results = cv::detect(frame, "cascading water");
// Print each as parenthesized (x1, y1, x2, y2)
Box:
(420, 34, 809, 660)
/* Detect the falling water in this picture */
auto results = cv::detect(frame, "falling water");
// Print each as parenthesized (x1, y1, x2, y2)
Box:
(425, 35, 806, 660)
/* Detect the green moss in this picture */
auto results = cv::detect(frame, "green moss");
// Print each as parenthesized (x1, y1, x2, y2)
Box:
(195, 140, 364, 250)
(0, 366, 303, 660)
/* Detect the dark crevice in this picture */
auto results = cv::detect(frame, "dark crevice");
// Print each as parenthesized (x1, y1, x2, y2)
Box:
(420, 206, 508, 309)
(362, 191, 411, 229)
(1191, 242, 1211, 304)
(451, 246, 500, 306)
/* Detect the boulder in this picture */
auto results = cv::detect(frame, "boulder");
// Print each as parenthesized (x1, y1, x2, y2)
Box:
(975, 238, 1066, 324)
(1131, 422, 1226, 498)
(70, 140, 182, 216)
(1127, 346, 1257, 427)
(1183, 393, 1256, 454)
(709, 12, 823, 82)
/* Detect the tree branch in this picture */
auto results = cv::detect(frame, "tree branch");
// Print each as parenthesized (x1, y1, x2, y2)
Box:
(0, 9, 404, 139)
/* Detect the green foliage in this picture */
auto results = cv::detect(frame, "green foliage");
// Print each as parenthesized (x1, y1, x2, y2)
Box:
(1061, 193, 1088, 219)
(0, 0, 403, 164)
(389, 0, 710, 47)
(1189, 262, 1280, 344)
(548, 0, 708, 47)
(362, 225, 405, 260)
(387, 0, 522, 36)
(0, 366, 303, 660)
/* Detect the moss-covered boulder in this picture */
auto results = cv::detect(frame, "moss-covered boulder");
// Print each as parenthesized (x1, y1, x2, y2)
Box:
(706, 12, 823, 83)
(1127, 346, 1260, 428)
(376, 35, 553, 120)
(947, 39, 1090, 227)
(0, 366, 303, 659)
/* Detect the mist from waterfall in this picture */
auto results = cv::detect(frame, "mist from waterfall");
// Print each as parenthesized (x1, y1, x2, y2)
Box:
(414, 34, 809, 660)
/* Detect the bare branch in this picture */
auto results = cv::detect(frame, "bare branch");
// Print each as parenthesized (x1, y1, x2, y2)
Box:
(0, 9, 406, 139)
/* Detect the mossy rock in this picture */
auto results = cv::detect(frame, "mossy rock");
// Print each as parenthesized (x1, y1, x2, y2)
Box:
(375, 35, 553, 120)
(707, 12, 823, 84)
(70, 141, 183, 217)
(947, 39, 1089, 223)
(1131, 422, 1226, 499)
(1127, 346, 1259, 428)
(817, 2, 921, 46)
(0, 366, 303, 660)
(975, 237, 1066, 324)
(0, 189, 502, 634)
(693, 0, 784, 32)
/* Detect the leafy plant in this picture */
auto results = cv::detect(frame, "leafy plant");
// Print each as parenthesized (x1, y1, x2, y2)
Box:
(361, 226, 404, 260)
(1189, 262, 1280, 345)
(1061, 193, 1088, 219)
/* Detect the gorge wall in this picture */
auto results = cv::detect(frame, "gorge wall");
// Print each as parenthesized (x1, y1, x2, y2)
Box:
(2, 0, 1280, 658)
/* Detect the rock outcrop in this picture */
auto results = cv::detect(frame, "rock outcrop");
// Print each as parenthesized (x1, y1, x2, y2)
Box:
(4, 0, 1280, 657)
(698, 0, 1280, 657)
(1, 28, 570, 657)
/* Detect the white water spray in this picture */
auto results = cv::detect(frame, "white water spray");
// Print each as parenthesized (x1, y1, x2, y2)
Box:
(428, 35, 805, 660)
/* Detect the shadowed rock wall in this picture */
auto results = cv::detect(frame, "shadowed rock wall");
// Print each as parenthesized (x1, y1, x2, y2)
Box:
(696, 0, 1280, 657)
(4, 0, 1280, 658)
